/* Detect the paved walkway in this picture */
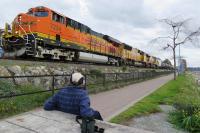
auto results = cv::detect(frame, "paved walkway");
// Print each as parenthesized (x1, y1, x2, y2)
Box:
(90, 74, 173, 120)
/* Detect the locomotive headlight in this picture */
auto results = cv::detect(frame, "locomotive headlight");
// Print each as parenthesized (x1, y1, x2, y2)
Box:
(18, 15, 22, 21)
(15, 31, 18, 34)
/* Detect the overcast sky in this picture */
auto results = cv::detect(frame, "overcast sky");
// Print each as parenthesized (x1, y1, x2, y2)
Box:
(0, 0, 200, 67)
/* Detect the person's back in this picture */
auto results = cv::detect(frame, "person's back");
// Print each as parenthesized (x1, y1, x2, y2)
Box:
(44, 72, 103, 120)
(44, 86, 94, 116)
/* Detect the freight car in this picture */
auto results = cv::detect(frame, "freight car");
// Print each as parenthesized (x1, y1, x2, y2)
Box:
(1, 6, 170, 68)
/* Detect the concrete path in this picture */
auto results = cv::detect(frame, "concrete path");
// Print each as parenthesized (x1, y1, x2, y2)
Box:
(90, 74, 173, 120)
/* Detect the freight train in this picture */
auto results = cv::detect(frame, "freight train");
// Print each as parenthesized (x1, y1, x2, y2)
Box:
(0, 6, 172, 68)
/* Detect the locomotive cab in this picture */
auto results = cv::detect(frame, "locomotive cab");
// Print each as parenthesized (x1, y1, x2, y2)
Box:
(27, 6, 49, 17)
(11, 6, 50, 38)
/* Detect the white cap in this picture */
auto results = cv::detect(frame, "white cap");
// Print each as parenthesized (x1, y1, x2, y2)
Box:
(71, 72, 85, 85)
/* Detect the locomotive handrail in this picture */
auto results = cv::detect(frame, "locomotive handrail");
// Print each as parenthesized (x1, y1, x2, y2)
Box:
(19, 24, 29, 44)
(28, 24, 37, 55)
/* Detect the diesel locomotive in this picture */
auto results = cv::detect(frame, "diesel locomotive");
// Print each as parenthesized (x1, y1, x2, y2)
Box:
(1, 6, 171, 68)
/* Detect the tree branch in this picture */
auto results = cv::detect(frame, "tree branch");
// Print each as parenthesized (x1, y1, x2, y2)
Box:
(163, 43, 173, 50)
(150, 36, 173, 44)
(160, 19, 174, 26)
(175, 27, 200, 47)
(156, 36, 173, 40)
(175, 26, 181, 39)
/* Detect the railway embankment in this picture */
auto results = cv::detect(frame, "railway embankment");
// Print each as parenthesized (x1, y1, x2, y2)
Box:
(0, 59, 151, 77)
(0, 59, 167, 91)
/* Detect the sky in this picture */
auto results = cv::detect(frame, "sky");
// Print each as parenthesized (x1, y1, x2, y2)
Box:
(0, 0, 200, 67)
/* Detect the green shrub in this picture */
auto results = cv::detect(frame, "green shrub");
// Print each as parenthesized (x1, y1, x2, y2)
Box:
(0, 80, 20, 97)
(170, 110, 200, 132)
(89, 69, 102, 76)
(122, 66, 127, 72)
(0, 81, 51, 119)
(0, 92, 51, 119)
(169, 75, 200, 133)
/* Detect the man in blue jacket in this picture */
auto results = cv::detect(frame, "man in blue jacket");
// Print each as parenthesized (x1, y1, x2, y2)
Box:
(44, 72, 103, 120)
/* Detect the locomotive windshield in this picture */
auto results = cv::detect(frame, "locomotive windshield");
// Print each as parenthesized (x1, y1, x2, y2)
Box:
(34, 11, 48, 17)
(27, 11, 48, 17)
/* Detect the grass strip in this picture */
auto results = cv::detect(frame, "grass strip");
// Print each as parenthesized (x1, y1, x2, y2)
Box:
(0, 81, 51, 119)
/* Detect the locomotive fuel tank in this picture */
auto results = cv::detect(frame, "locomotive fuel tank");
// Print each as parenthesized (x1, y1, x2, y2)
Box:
(78, 52, 108, 63)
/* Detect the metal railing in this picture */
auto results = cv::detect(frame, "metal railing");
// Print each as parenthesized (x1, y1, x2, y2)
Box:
(0, 71, 172, 99)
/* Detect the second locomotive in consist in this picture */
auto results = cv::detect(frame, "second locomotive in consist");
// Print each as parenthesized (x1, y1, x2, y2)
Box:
(1, 6, 168, 68)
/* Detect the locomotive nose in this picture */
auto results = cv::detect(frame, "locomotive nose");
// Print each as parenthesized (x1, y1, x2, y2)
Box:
(14, 13, 25, 24)
(13, 13, 37, 36)
(18, 14, 22, 23)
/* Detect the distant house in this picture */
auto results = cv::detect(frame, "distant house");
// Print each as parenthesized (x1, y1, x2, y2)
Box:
(179, 59, 187, 73)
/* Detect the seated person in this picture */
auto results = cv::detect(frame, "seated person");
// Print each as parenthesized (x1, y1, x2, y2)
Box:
(44, 72, 103, 120)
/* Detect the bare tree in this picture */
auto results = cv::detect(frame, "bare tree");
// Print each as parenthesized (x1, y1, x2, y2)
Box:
(152, 18, 200, 80)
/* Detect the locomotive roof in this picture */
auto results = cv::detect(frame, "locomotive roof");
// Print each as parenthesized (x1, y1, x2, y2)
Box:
(103, 35, 122, 45)
(123, 43, 132, 50)
(90, 30, 104, 38)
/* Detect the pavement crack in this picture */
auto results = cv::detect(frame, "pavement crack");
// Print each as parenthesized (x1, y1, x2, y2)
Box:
(30, 112, 65, 124)
(5, 121, 38, 133)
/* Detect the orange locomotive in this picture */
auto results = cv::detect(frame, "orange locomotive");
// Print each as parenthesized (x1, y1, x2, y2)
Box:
(2, 6, 159, 67)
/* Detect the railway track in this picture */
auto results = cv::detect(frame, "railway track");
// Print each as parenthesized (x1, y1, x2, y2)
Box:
(0, 58, 161, 71)
(1, 57, 116, 67)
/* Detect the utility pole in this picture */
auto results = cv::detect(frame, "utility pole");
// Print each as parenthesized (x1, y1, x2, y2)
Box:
(178, 44, 181, 75)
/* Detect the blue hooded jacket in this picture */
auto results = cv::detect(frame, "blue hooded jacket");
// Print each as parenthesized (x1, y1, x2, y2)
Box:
(44, 86, 95, 117)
